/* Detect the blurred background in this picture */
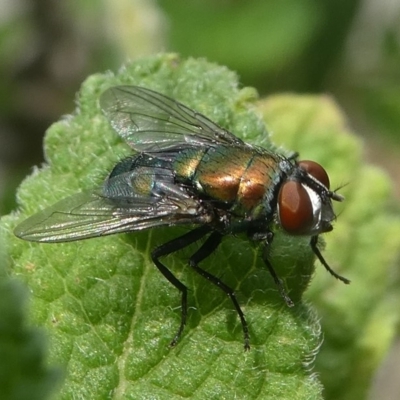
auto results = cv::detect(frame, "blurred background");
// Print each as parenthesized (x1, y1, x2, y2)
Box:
(0, 0, 399, 398)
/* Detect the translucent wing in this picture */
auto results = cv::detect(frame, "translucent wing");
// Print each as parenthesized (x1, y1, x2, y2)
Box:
(14, 172, 204, 243)
(99, 85, 245, 152)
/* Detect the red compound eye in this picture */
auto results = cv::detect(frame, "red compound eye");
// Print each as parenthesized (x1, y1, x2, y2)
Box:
(298, 160, 330, 189)
(278, 180, 314, 235)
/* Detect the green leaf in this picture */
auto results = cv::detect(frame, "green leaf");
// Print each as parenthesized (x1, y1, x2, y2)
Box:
(0, 272, 61, 399)
(1, 54, 323, 399)
(4, 54, 398, 399)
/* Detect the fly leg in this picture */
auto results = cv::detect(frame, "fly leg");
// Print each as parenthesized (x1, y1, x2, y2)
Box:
(151, 225, 212, 347)
(188, 232, 250, 350)
(262, 238, 294, 307)
(310, 235, 350, 284)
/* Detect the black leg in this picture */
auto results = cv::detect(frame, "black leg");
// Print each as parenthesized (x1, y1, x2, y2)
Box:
(262, 244, 294, 307)
(310, 235, 350, 284)
(188, 232, 251, 350)
(151, 225, 212, 346)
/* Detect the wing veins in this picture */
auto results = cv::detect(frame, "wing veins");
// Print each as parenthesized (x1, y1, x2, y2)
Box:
(116, 86, 199, 125)
(101, 86, 245, 152)
(118, 109, 201, 135)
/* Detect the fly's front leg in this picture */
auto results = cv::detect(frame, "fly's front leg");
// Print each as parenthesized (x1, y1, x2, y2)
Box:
(188, 232, 250, 350)
(310, 235, 350, 284)
(261, 232, 294, 307)
(151, 225, 211, 347)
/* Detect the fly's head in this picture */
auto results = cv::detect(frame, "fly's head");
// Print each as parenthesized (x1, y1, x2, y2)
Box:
(277, 160, 344, 236)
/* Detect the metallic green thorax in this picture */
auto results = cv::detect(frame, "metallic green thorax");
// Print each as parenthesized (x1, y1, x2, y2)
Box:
(173, 145, 287, 220)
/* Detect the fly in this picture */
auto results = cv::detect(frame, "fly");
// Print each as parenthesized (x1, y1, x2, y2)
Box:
(14, 86, 348, 350)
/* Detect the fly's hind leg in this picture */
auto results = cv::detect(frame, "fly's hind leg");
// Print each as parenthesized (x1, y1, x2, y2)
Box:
(151, 225, 212, 347)
(188, 232, 250, 350)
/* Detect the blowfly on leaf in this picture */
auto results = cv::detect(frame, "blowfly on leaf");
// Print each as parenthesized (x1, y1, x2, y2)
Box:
(14, 86, 348, 350)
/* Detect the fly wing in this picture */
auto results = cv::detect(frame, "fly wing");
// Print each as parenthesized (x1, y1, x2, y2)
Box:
(14, 174, 204, 243)
(99, 85, 245, 152)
